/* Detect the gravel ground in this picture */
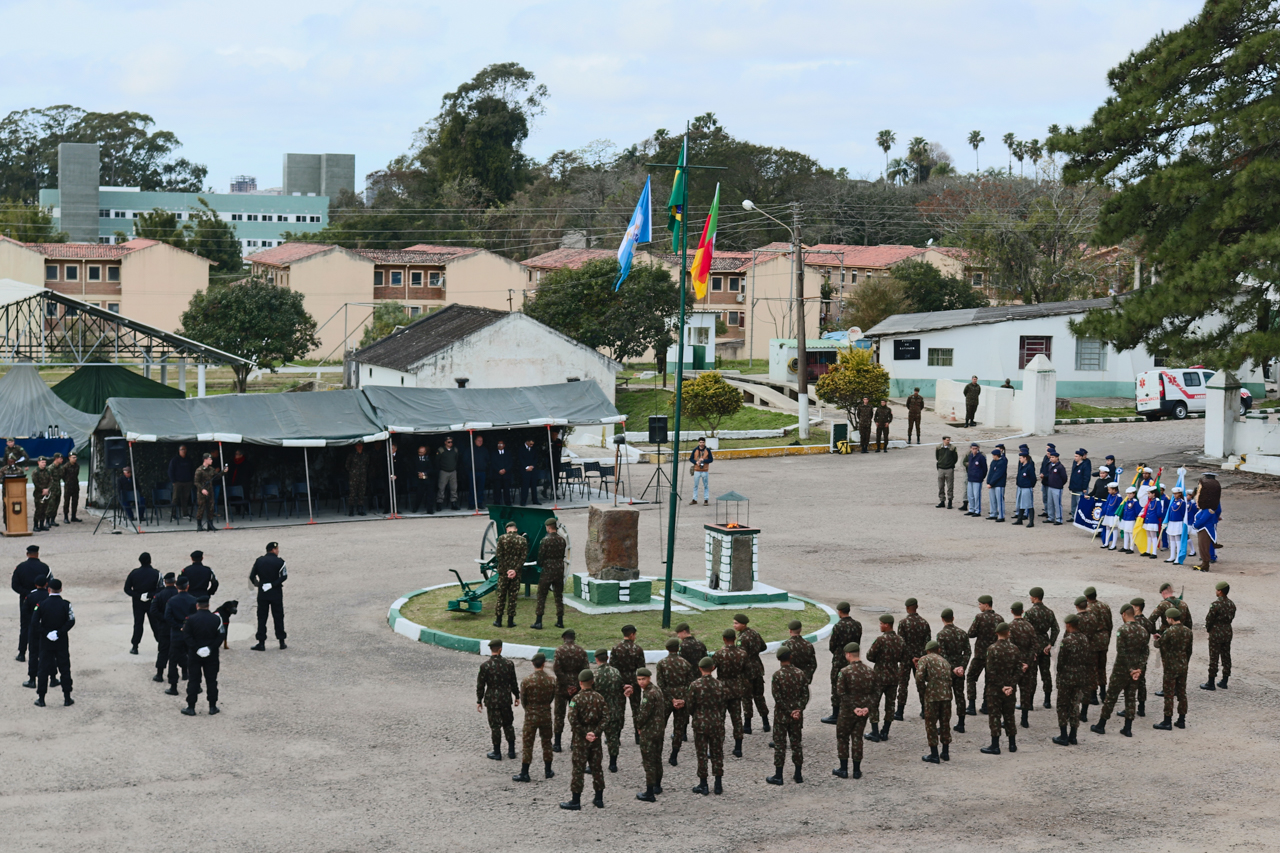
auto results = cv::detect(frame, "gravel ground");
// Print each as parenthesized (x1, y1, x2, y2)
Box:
(1, 410, 1275, 853)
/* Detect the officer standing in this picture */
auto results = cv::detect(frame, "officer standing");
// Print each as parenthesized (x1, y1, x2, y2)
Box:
(832, 643, 877, 780)
(552, 629, 588, 753)
(123, 552, 161, 655)
(561, 668, 607, 811)
(182, 596, 223, 716)
(492, 521, 525, 629)
(163, 576, 197, 694)
(979, 623, 1024, 755)
(20, 574, 50, 689)
(1051, 613, 1091, 746)
(31, 457, 54, 532)
(249, 542, 288, 650)
(1025, 588, 1059, 708)
(734, 614, 769, 734)
(1153, 609, 1192, 730)
(656, 638, 694, 766)
(765, 647, 808, 785)
(476, 639, 519, 759)
(633, 667, 666, 802)
(821, 602, 861, 723)
(513, 652, 556, 783)
(935, 436, 958, 508)
(864, 613, 905, 742)
(895, 599, 932, 720)
(686, 656, 727, 796)
(32, 577, 74, 707)
(962, 375, 981, 427)
(935, 609, 971, 734)
(180, 550, 220, 598)
(148, 573, 178, 682)
(966, 594, 1003, 715)
(872, 399, 893, 452)
(915, 640, 953, 764)
(531, 518, 566, 630)
(856, 397, 873, 453)
(12, 544, 50, 662)
(610, 626, 646, 741)
(61, 451, 82, 523)
(1202, 580, 1236, 690)
(905, 387, 925, 444)
(193, 453, 227, 532)
(46, 453, 63, 527)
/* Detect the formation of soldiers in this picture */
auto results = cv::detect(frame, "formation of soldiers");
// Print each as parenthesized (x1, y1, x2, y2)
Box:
(476, 586, 1238, 805)
(853, 398, 896, 454)
(10, 445, 84, 532)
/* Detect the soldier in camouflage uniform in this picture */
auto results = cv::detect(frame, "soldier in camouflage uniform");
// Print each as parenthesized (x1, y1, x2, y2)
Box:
(633, 667, 667, 801)
(822, 602, 862, 723)
(1202, 580, 1236, 691)
(833, 643, 877, 779)
(610, 625, 645, 737)
(60, 451, 81, 523)
(1008, 602, 1039, 728)
(45, 454, 63, 528)
(734, 614, 770, 733)
(552, 629, 588, 751)
(935, 608, 971, 733)
(656, 638, 694, 765)
(345, 440, 369, 516)
(1085, 586, 1113, 704)
(864, 613, 905, 742)
(979, 623, 1024, 755)
(1130, 597, 1155, 715)
(593, 648, 626, 772)
(560, 669, 607, 810)
(475, 639, 519, 760)
(1051, 613, 1091, 746)
(686, 657, 727, 795)
(915, 640, 953, 764)
(1026, 587, 1059, 708)
(30, 458, 54, 531)
(856, 397, 874, 453)
(4, 438, 27, 467)
(1153, 582, 1194, 633)
(873, 399, 893, 451)
(676, 623, 707, 682)
(491, 522, 526, 628)
(1071, 597, 1098, 722)
(513, 652, 556, 782)
(1153, 609, 1192, 730)
(765, 647, 809, 785)
(531, 518, 567, 630)
(193, 454, 226, 532)
(783, 620, 818, 684)
(713, 628, 747, 756)
(966, 594, 1003, 715)
(905, 387, 925, 444)
(1091, 603, 1148, 737)
(895, 598, 932, 720)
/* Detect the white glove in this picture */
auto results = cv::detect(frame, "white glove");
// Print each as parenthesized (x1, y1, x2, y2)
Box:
(46, 630, 57, 641)
(141, 593, 150, 601)
(197, 646, 211, 658)
(261, 583, 272, 592)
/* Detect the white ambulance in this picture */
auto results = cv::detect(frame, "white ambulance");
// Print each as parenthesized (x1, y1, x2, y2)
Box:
(1134, 367, 1215, 420)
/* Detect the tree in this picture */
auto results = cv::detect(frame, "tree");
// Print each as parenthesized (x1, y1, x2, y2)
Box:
(0, 202, 65, 242)
(890, 259, 988, 312)
(186, 198, 243, 278)
(361, 301, 409, 347)
(179, 277, 319, 393)
(907, 136, 930, 184)
(133, 208, 186, 246)
(1002, 133, 1016, 175)
(876, 130, 896, 186)
(1054, 0, 1280, 370)
(968, 131, 985, 172)
(671, 371, 742, 437)
(846, 276, 908, 331)
(815, 347, 890, 430)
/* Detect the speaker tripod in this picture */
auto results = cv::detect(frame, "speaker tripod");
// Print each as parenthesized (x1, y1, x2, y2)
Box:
(639, 441, 679, 505)
(92, 467, 135, 535)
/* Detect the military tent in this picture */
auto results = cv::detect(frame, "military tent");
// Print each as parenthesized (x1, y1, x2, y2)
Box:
(52, 365, 185, 414)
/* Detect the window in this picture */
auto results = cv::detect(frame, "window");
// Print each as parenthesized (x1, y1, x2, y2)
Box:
(727, 311, 740, 326)
(173, 212, 183, 220)
(107, 302, 120, 313)
(1153, 355, 1167, 368)
(309, 215, 321, 223)
(1075, 338, 1108, 371)
(278, 215, 288, 222)
(428, 271, 442, 287)
(107, 267, 120, 282)
(1018, 335, 1052, 369)
(566, 376, 581, 382)
(45, 265, 58, 281)
(409, 306, 421, 317)
(64, 265, 78, 281)
(295, 215, 307, 223)
(98, 236, 112, 244)
(728, 277, 740, 292)
(927, 348, 953, 366)
(246, 240, 259, 248)
(230, 213, 244, 221)
(114, 210, 126, 218)
(973, 272, 984, 288)
(711, 276, 722, 292)
(1182, 372, 1202, 387)
(410, 271, 423, 287)
(45, 302, 58, 318)
(88, 266, 101, 281)
(98, 209, 110, 218)
(390, 271, 403, 286)
(849, 271, 858, 285)
(373, 271, 384, 286)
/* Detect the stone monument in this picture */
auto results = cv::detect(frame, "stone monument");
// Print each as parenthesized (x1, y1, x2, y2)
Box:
(585, 504, 639, 581)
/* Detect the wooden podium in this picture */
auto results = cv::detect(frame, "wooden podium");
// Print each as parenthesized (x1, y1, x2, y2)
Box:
(3, 474, 31, 537)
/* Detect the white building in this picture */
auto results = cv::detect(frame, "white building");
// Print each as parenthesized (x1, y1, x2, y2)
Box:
(347, 304, 622, 403)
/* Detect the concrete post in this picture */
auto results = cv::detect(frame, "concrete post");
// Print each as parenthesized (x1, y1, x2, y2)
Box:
(197, 363, 207, 397)
(1019, 354, 1057, 435)
(178, 359, 186, 393)
(159, 362, 168, 386)
(1204, 369, 1241, 458)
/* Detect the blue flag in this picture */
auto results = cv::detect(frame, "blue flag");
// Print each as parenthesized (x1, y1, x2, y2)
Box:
(1073, 495, 1101, 532)
(614, 176, 652, 290)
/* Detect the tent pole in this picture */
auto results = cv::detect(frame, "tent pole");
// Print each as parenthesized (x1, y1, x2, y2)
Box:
(613, 439, 620, 507)
(126, 440, 142, 534)
(218, 441, 232, 529)
(386, 435, 397, 518)
(469, 429, 479, 515)
(546, 425, 558, 507)
(303, 446, 314, 523)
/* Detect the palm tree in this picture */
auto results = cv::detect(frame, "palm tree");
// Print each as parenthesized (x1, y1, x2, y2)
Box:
(886, 157, 910, 186)
(1028, 138, 1043, 177)
(876, 130, 896, 186)
(1002, 133, 1016, 175)
(1013, 140, 1027, 177)
(907, 136, 929, 183)
(967, 130, 984, 172)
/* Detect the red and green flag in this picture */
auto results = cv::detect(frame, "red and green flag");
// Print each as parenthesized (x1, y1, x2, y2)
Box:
(665, 136, 687, 252)
(690, 183, 720, 299)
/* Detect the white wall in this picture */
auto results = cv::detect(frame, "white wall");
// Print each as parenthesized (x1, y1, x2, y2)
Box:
(935, 378, 1017, 427)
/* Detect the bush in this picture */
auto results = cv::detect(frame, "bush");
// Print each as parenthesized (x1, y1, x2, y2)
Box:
(815, 347, 890, 430)
(671, 371, 742, 436)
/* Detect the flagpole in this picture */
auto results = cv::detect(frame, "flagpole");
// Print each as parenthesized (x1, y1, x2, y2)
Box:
(662, 131, 690, 630)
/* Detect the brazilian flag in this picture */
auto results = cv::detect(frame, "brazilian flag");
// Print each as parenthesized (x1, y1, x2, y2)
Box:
(666, 136, 687, 252)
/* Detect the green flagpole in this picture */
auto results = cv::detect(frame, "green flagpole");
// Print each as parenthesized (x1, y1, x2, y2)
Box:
(662, 132, 691, 630)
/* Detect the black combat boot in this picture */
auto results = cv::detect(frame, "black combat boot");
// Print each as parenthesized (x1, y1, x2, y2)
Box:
(879, 720, 892, 740)
(941, 743, 950, 761)
(1020, 708, 1029, 729)
(743, 719, 752, 735)
(958, 501, 968, 512)
(181, 705, 197, 716)
(979, 701, 989, 715)
(131, 644, 138, 655)
(487, 737, 502, 760)
(1200, 680, 1216, 691)
(732, 739, 743, 757)
(555, 619, 564, 629)
(507, 615, 515, 628)
(936, 500, 946, 508)
(761, 712, 770, 732)
(947, 500, 953, 509)
(1120, 718, 1133, 737)
(22, 678, 35, 688)
(832, 759, 848, 778)
(765, 766, 784, 785)
(852, 761, 862, 779)
(953, 717, 965, 734)
(636, 785, 656, 802)
(923, 746, 940, 764)
(559, 793, 581, 810)
(713, 776, 723, 794)
(864, 726, 881, 743)
(966, 700, 977, 716)
(1153, 716, 1173, 730)
(821, 704, 838, 724)
(609, 756, 617, 773)
(1052, 725, 1070, 746)
(512, 763, 531, 782)
(153, 671, 163, 683)
(348, 507, 355, 517)
(280, 640, 287, 650)
(1090, 719, 1107, 735)
(653, 780, 662, 795)
(1175, 714, 1186, 729)
(980, 735, 1001, 755)
(545, 761, 554, 778)
(1079, 704, 1089, 723)
(492, 617, 502, 628)
(530, 620, 543, 630)
(357, 506, 366, 516)
(1013, 512, 1024, 526)
(793, 766, 803, 783)
(1026, 513, 1034, 529)
(1008, 734, 1017, 752)
(1068, 727, 1078, 744)
(165, 685, 179, 696)
(552, 733, 562, 753)
(592, 791, 604, 809)
(507, 738, 517, 759)
(894, 703, 905, 722)
(1219, 676, 1229, 689)
(692, 778, 709, 795)
(1138, 700, 1145, 717)
(1043, 693, 1052, 710)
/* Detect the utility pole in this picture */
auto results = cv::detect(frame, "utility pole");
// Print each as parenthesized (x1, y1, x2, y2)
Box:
(792, 202, 809, 439)
(508, 288, 514, 312)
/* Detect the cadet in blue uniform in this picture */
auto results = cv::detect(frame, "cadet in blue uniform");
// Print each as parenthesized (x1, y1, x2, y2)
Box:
(1100, 483, 1122, 550)
(985, 447, 1007, 522)
(1164, 486, 1188, 563)
(1044, 451, 1068, 524)
(1038, 443, 1056, 516)
(964, 443, 987, 518)
(1068, 448, 1092, 518)
(1013, 447, 1036, 528)
(1142, 487, 1168, 559)
(1119, 487, 1141, 554)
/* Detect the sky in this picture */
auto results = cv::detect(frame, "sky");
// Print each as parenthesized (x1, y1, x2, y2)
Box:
(2, 0, 1206, 192)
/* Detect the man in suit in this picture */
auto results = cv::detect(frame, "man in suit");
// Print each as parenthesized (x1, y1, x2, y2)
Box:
(492, 440, 514, 505)
(469, 434, 491, 510)
(411, 445, 435, 514)
(518, 438, 542, 506)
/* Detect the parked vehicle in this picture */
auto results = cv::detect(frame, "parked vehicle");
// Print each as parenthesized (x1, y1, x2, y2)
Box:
(1135, 367, 1215, 420)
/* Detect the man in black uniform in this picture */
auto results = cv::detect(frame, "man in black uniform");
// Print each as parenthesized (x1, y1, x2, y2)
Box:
(518, 438, 542, 506)
(12, 544, 50, 662)
(250, 541, 288, 651)
(182, 595, 224, 716)
(411, 445, 435, 514)
(33, 577, 75, 707)
(180, 550, 219, 598)
(149, 573, 178, 682)
(123, 552, 161, 655)
(163, 576, 197, 695)
(492, 439, 514, 506)
(21, 574, 51, 689)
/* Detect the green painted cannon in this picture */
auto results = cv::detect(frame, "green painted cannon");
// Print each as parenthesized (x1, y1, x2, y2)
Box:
(447, 505, 571, 613)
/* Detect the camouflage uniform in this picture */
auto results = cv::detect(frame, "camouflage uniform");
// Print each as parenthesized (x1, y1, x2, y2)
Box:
(856, 403, 874, 452)
(46, 460, 62, 522)
(656, 652, 694, 749)
(963, 381, 981, 425)
(609, 637, 646, 728)
(836, 659, 878, 763)
(552, 640, 588, 738)
(679, 635, 708, 682)
(935, 623, 971, 714)
(1026, 601, 1059, 703)
(534, 531, 567, 624)
(783, 633, 818, 684)
(1072, 607, 1098, 698)
(491, 531, 526, 624)
(4, 442, 27, 466)
(30, 466, 54, 527)
(636, 681, 667, 788)
(770, 664, 809, 769)
(1205, 594, 1236, 683)
(915, 652, 953, 747)
(1055, 630, 1092, 729)
(1087, 598, 1113, 697)
(1098, 621, 1149, 722)
(1153, 596, 1194, 633)
(476, 653, 519, 752)
(594, 662, 626, 761)
(1008, 617, 1040, 711)
(873, 404, 893, 450)
(896, 612, 932, 711)
(345, 447, 369, 510)
(567, 686, 607, 795)
(520, 668, 557, 764)
(686, 674, 727, 779)
(905, 391, 925, 443)
(713, 643, 747, 741)
(59, 457, 80, 520)
(1132, 610, 1155, 707)
(966, 609, 1003, 704)
(984, 638, 1022, 739)
(865, 630, 906, 727)
(737, 626, 769, 725)
(1156, 623, 1193, 717)
(193, 464, 224, 524)
(828, 615, 862, 713)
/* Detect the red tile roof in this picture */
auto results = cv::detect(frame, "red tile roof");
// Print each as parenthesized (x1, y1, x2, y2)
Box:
(648, 250, 758, 273)
(355, 247, 479, 265)
(20, 238, 207, 263)
(521, 248, 616, 270)
(246, 243, 343, 266)
(402, 244, 481, 260)
(928, 246, 972, 261)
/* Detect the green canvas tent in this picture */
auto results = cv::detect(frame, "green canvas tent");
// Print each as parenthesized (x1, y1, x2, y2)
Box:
(52, 365, 185, 414)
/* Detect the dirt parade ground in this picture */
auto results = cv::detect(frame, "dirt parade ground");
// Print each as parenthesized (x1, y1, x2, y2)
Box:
(1, 412, 1275, 853)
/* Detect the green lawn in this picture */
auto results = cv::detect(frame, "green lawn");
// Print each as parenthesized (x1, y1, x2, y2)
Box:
(1057, 402, 1137, 418)
(614, 388, 800, 433)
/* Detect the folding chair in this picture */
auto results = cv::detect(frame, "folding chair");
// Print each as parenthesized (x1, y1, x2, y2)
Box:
(581, 460, 605, 498)
(290, 481, 311, 517)
(258, 482, 288, 518)
(227, 485, 252, 519)
(150, 487, 174, 525)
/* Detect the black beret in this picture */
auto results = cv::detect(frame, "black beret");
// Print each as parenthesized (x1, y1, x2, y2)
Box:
(175, 576, 189, 588)
(621, 624, 636, 635)
(190, 550, 203, 559)
(163, 572, 175, 581)
(196, 595, 211, 604)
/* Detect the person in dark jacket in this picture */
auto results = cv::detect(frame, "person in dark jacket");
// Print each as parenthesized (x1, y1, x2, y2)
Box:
(411, 445, 436, 514)
(1044, 451, 1069, 524)
(180, 550, 219, 598)
(148, 573, 178, 682)
(12, 544, 50, 661)
(20, 574, 50, 689)
(964, 443, 987, 518)
(168, 445, 195, 520)
(249, 542, 288, 650)
(33, 577, 75, 707)
(1090, 465, 1113, 500)
(182, 596, 224, 716)
(469, 434, 491, 510)
(518, 438, 542, 506)
(491, 440, 514, 506)
(163, 576, 197, 693)
(1013, 446, 1036, 528)
(123, 552, 161, 655)
(935, 437, 958, 508)
(1038, 443, 1056, 517)
(1068, 449, 1092, 519)
(985, 447, 1008, 522)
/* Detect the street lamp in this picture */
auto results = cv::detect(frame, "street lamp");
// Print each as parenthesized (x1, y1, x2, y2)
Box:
(742, 199, 809, 438)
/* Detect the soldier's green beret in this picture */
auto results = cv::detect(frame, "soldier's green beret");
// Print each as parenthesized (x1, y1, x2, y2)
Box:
(1074, 596, 1088, 607)
(924, 640, 939, 652)
(1216, 581, 1230, 592)
(699, 656, 715, 670)
(1064, 613, 1079, 625)
(1120, 603, 1133, 615)
(734, 613, 749, 625)
(837, 602, 851, 613)
(940, 608, 954, 620)
(36, 456, 46, 462)
(722, 628, 737, 640)
(879, 613, 894, 625)
(579, 669, 594, 683)
(844, 643, 860, 654)
(675, 623, 691, 633)
(905, 597, 918, 607)
(995, 622, 1010, 634)
(546, 517, 559, 524)
(621, 625, 636, 635)
(1159, 582, 1173, 593)
(776, 648, 791, 661)
(488, 639, 502, 649)
(595, 648, 609, 660)
(1029, 587, 1044, 599)
(532, 653, 546, 666)
(562, 629, 576, 639)
(1084, 586, 1097, 597)
(1131, 597, 1145, 608)
(202, 453, 212, 460)
(1166, 609, 1181, 621)
(978, 595, 993, 605)
(636, 667, 652, 678)
(788, 620, 802, 631)
(665, 638, 680, 652)
(1010, 601, 1024, 614)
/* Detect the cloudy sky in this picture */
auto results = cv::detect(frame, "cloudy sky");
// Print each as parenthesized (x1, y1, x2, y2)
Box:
(4, 0, 1205, 192)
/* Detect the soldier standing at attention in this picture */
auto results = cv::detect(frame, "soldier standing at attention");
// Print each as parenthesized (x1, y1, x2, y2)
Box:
(552, 629, 588, 753)
(873, 399, 893, 452)
(345, 440, 369, 516)
(180, 550, 219, 599)
(594, 648, 626, 772)
(905, 387, 925, 444)
(935, 436, 958, 508)
(1153, 609, 1193, 730)
(963, 375, 981, 427)
(19, 574, 50, 690)
(963, 442, 987, 517)
(765, 647, 809, 785)
(148, 573, 178, 683)
(193, 453, 227, 532)
(513, 652, 556, 783)
(895, 599, 932, 721)
(935, 609, 971, 734)
(1071, 597, 1098, 722)
(822, 602, 862, 723)
(163, 576, 196, 694)
(832, 643, 877, 780)
(979, 623, 1025, 755)
(734, 614, 770, 734)
(610, 625, 646, 740)
(783, 620, 818, 685)
(713, 628, 748, 757)
(476, 639, 519, 760)
(531, 518, 566, 630)
(686, 657, 727, 795)
(1007, 602, 1039, 729)
(1202, 581, 1236, 690)
(32, 577, 75, 707)
(31, 457, 54, 532)
(46, 453, 63, 527)
(13, 544, 49, 664)
(633, 667, 666, 801)
(1052, 613, 1091, 746)
(856, 396, 874, 453)
(1026, 588, 1059, 709)
(656, 638, 694, 766)
(249, 542, 288, 651)
(560, 669, 607, 811)
(1085, 586, 1113, 705)
(181, 595, 223, 717)
(1091, 603, 1148, 738)
(864, 613, 905, 743)
(966, 595, 1003, 716)
(491, 521, 525, 629)
(676, 623, 707, 681)
(915, 640, 953, 764)
(123, 552, 160, 655)
(1130, 598, 1155, 716)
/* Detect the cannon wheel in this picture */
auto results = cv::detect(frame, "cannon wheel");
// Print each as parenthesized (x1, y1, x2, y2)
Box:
(480, 521, 499, 562)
